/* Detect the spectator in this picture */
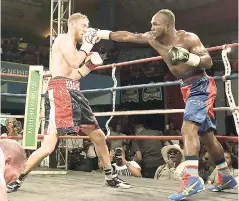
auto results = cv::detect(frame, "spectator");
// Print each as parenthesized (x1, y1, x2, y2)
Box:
(110, 147, 141, 177)
(4, 118, 22, 145)
(207, 151, 238, 184)
(135, 124, 164, 178)
(110, 124, 127, 151)
(69, 139, 98, 172)
(154, 144, 185, 180)
(164, 121, 181, 145)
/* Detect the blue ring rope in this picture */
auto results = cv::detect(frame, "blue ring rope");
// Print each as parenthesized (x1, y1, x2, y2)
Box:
(1, 74, 238, 98)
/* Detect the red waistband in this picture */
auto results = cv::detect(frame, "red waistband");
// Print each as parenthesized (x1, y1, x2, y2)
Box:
(48, 77, 80, 91)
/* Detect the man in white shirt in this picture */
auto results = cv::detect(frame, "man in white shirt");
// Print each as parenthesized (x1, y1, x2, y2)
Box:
(111, 147, 141, 177)
(0, 139, 26, 201)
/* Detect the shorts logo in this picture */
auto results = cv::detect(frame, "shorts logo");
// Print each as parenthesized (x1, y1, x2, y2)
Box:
(66, 80, 80, 91)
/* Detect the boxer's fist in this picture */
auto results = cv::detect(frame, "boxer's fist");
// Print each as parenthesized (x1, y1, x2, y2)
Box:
(80, 28, 100, 54)
(83, 28, 100, 44)
(78, 52, 103, 77)
(168, 47, 200, 66)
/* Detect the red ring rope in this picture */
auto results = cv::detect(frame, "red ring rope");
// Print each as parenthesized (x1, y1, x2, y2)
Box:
(1, 43, 238, 78)
(1, 135, 238, 142)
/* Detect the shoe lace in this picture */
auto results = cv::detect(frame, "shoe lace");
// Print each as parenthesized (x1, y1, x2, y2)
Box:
(177, 173, 190, 193)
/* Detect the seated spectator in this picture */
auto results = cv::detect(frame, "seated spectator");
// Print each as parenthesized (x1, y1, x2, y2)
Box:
(3, 118, 22, 143)
(110, 147, 141, 177)
(207, 151, 238, 184)
(110, 124, 127, 151)
(68, 139, 98, 172)
(164, 121, 181, 145)
(135, 124, 164, 178)
(154, 144, 185, 180)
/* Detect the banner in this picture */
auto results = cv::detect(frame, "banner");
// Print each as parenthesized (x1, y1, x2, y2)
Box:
(121, 86, 139, 103)
(1, 61, 29, 83)
(23, 66, 43, 149)
(142, 82, 162, 101)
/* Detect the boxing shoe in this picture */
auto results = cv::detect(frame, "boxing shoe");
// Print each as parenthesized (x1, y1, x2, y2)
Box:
(105, 176, 131, 189)
(168, 174, 204, 201)
(105, 165, 131, 189)
(207, 173, 238, 192)
(6, 179, 22, 193)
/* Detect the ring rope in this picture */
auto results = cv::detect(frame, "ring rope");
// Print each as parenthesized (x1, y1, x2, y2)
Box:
(105, 64, 117, 137)
(222, 47, 239, 134)
(1, 135, 238, 142)
(2, 107, 237, 119)
(1, 74, 238, 98)
(1, 43, 238, 79)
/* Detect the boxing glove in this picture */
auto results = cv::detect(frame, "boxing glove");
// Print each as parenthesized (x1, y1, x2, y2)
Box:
(97, 29, 112, 40)
(80, 28, 101, 54)
(78, 52, 103, 77)
(168, 47, 200, 67)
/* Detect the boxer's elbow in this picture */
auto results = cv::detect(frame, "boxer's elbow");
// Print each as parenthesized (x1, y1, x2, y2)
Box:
(206, 57, 213, 69)
(200, 56, 213, 69)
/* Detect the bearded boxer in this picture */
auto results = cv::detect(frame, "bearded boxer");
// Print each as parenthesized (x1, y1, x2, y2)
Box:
(7, 13, 131, 193)
(97, 9, 238, 200)
(0, 139, 26, 201)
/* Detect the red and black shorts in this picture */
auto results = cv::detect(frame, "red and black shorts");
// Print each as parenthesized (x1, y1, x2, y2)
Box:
(44, 77, 99, 135)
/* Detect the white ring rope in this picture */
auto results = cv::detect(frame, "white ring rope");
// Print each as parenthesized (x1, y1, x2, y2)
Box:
(222, 48, 239, 135)
(2, 107, 237, 119)
(105, 64, 117, 137)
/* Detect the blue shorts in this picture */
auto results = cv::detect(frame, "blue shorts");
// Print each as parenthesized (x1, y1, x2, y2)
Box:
(180, 70, 217, 133)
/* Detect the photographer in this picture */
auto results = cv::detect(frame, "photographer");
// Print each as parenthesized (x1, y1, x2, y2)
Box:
(110, 147, 141, 177)
(2, 118, 23, 145)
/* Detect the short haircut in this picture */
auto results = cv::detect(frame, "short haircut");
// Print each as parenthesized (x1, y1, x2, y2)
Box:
(157, 9, 175, 24)
(0, 139, 26, 170)
(68, 12, 89, 25)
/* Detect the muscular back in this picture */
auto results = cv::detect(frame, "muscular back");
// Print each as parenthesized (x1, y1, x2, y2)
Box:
(51, 34, 83, 80)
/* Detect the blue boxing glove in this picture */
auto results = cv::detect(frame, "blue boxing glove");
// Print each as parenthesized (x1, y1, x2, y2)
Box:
(168, 47, 200, 67)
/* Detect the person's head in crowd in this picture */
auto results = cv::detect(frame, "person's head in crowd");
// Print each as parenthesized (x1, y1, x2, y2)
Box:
(169, 121, 176, 130)
(0, 139, 26, 184)
(224, 151, 233, 167)
(115, 124, 122, 133)
(232, 142, 238, 156)
(113, 147, 126, 166)
(134, 124, 145, 135)
(5, 118, 18, 136)
(162, 144, 184, 168)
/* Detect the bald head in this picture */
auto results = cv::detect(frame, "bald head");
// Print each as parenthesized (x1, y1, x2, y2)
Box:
(0, 139, 26, 170)
(154, 9, 175, 25)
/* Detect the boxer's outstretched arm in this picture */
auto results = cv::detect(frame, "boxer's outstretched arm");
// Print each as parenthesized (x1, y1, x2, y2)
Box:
(57, 35, 87, 69)
(110, 31, 149, 44)
(187, 33, 213, 69)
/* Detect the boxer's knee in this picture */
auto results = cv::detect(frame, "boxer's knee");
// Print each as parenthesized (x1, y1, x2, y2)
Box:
(40, 134, 58, 156)
(83, 128, 106, 146)
(181, 120, 200, 136)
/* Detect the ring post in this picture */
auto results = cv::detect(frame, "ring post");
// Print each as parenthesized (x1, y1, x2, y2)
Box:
(23, 66, 44, 149)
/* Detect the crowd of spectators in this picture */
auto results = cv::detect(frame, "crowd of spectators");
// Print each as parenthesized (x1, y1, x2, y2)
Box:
(49, 118, 238, 185)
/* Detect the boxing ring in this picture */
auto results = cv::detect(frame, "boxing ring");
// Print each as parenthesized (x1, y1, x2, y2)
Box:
(1, 43, 239, 201)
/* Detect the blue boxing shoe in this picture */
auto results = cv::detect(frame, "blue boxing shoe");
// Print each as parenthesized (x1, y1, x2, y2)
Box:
(207, 173, 238, 192)
(168, 174, 205, 201)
